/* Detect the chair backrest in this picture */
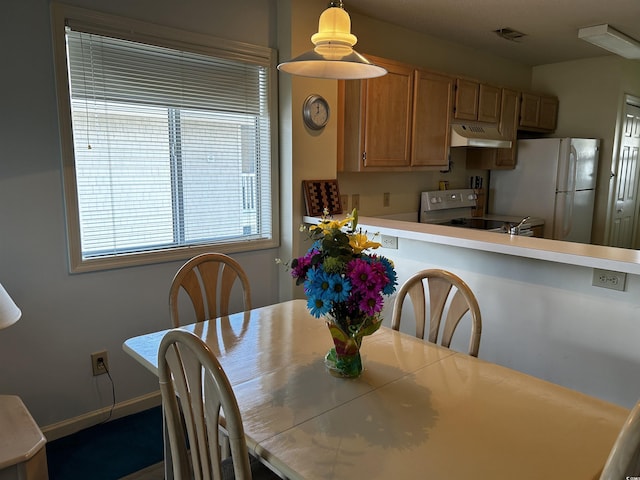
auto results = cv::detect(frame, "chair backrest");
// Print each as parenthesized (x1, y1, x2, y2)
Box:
(600, 400, 640, 480)
(158, 328, 253, 480)
(390, 269, 482, 357)
(170, 253, 252, 327)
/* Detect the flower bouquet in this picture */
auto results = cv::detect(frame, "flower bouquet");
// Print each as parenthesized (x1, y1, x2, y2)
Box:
(287, 209, 397, 377)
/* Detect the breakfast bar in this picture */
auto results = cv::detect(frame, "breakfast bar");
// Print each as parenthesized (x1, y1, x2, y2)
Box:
(305, 214, 640, 275)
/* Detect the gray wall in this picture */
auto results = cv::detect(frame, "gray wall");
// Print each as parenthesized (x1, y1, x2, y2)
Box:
(0, 0, 280, 430)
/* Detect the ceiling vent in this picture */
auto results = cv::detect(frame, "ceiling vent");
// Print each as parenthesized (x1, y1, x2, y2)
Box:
(494, 28, 527, 42)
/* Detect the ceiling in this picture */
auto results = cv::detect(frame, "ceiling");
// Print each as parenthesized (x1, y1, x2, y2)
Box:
(344, 0, 640, 66)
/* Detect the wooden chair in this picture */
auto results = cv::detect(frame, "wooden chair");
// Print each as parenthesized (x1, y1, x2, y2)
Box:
(391, 269, 482, 357)
(170, 253, 252, 327)
(600, 399, 640, 479)
(158, 329, 281, 480)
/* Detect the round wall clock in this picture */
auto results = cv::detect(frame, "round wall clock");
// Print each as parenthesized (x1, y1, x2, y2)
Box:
(302, 94, 330, 130)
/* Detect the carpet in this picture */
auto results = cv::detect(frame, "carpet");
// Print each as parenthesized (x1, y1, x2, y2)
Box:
(46, 406, 164, 480)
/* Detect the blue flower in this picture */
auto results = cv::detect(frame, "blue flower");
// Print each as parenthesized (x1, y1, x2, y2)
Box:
(378, 256, 398, 295)
(327, 274, 351, 303)
(305, 267, 333, 299)
(307, 296, 331, 317)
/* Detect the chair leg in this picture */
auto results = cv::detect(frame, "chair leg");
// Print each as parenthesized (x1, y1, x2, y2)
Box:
(162, 404, 175, 480)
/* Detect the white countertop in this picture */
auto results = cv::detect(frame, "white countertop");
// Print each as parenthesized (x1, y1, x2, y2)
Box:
(303, 214, 640, 276)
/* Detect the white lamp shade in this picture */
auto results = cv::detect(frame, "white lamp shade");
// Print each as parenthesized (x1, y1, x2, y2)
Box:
(0, 283, 21, 330)
(277, 2, 387, 80)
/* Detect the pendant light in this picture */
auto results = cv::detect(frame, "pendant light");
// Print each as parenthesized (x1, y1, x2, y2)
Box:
(277, 1, 387, 80)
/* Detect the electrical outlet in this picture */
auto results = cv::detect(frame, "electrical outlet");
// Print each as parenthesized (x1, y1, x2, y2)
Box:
(340, 194, 348, 212)
(592, 269, 627, 291)
(383, 192, 390, 207)
(352, 194, 360, 210)
(91, 350, 109, 376)
(380, 234, 398, 249)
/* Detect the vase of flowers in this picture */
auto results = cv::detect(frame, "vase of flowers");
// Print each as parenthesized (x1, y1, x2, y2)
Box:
(286, 209, 397, 378)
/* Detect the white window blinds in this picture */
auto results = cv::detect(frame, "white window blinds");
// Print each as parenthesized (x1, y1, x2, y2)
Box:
(62, 24, 273, 266)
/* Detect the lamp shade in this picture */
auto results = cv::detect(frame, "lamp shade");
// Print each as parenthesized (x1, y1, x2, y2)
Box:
(0, 283, 21, 330)
(277, 2, 387, 79)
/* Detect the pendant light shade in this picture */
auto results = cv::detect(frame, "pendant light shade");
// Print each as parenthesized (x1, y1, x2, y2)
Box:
(278, 1, 387, 80)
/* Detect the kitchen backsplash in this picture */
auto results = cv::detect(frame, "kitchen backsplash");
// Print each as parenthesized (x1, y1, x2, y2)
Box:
(337, 150, 486, 217)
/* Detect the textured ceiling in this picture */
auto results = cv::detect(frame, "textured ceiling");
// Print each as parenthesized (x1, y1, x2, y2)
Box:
(344, 0, 640, 66)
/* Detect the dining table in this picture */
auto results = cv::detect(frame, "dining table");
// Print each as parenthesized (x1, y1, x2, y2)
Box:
(123, 299, 628, 480)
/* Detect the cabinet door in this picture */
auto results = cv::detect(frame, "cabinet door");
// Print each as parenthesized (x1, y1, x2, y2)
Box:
(412, 70, 454, 167)
(465, 88, 519, 170)
(454, 78, 479, 121)
(519, 92, 540, 128)
(538, 96, 558, 131)
(361, 59, 414, 167)
(495, 88, 520, 167)
(478, 84, 501, 123)
(519, 93, 558, 132)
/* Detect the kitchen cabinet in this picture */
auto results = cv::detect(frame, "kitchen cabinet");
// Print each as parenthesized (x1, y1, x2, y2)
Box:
(466, 88, 520, 170)
(339, 56, 414, 171)
(338, 56, 452, 171)
(411, 70, 454, 168)
(519, 92, 558, 132)
(454, 79, 501, 124)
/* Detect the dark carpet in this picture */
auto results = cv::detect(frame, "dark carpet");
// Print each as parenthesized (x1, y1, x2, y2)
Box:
(46, 406, 164, 480)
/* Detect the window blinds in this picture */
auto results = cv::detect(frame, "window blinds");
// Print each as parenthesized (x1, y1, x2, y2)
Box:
(64, 26, 272, 259)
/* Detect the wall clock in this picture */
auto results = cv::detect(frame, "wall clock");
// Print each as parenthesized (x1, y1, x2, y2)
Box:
(302, 94, 330, 130)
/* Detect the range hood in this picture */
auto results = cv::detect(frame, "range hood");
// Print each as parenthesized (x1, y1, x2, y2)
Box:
(450, 124, 512, 149)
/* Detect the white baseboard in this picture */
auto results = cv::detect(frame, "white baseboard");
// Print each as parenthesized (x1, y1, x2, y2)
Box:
(41, 391, 162, 441)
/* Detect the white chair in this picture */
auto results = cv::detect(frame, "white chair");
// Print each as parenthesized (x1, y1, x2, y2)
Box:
(600, 399, 640, 479)
(391, 269, 482, 357)
(158, 328, 280, 480)
(169, 253, 252, 327)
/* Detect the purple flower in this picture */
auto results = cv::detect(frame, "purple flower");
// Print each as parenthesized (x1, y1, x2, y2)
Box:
(358, 292, 384, 316)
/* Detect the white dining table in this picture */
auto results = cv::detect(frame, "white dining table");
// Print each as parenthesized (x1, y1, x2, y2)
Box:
(123, 299, 628, 480)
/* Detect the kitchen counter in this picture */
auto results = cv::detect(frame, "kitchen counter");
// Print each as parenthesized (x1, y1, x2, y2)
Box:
(303, 214, 640, 276)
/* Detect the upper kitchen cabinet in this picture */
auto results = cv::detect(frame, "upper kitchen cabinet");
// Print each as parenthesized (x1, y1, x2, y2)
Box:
(519, 92, 558, 132)
(466, 88, 520, 170)
(339, 56, 414, 171)
(411, 70, 454, 168)
(454, 79, 501, 124)
(338, 56, 453, 172)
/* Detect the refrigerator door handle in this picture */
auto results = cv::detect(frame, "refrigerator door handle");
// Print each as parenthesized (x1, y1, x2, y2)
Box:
(561, 190, 575, 238)
(567, 145, 578, 193)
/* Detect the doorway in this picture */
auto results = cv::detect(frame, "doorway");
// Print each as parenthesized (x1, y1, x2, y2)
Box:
(608, 96, 640, 248)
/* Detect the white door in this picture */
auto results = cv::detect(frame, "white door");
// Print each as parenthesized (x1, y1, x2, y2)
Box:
(609, 101, 640, 248)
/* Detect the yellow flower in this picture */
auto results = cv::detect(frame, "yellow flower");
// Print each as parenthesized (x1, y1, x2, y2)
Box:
(310, 213, 354, 235)
(349, 232, 381, 254)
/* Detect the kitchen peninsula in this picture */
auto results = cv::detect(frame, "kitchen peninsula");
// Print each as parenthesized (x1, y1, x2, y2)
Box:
(303, 215, 640, 275)
(303, 214, 640, 410)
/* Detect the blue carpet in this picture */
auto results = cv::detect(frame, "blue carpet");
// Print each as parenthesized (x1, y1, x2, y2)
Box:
(46, 406, 163, 480)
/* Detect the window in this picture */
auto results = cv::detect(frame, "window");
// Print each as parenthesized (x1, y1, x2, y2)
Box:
(51, 5, 278, 272)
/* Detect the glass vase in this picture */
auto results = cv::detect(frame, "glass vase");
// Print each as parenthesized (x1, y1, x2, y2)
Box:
(324, 316, 382, 378)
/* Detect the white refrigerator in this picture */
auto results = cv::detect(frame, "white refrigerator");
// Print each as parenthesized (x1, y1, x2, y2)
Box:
(489, 137, 600, 243)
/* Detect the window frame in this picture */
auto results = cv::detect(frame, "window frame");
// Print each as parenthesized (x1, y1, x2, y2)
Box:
(50, 3, 280, 273)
